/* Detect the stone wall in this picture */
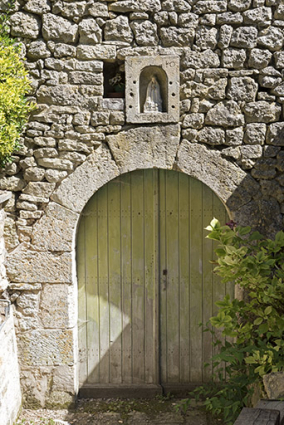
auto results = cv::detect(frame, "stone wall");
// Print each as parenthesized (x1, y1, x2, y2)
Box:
(0, 306, 21, 425)
(1, 0, 284, 407)
(0, 195, 21, 425)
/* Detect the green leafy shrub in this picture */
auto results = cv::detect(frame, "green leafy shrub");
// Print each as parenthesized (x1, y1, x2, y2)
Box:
(178, 219, 284, 424)
(0, 3, 34, 167)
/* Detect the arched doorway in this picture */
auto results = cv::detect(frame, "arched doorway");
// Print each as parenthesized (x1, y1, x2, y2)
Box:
(77, 169, 231, 397)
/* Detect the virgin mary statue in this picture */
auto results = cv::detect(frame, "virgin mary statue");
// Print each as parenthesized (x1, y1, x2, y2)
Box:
(143, 76, 163, 113)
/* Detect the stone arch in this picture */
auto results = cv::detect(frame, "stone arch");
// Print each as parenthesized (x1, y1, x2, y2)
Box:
(49, 135, 250, 249)
(139, 66, 168, 113)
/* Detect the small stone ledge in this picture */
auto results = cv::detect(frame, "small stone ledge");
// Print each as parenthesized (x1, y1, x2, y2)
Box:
(0, 299, 10, 331)
(0, 191, 12, 204)
(101, 98, 125, 111)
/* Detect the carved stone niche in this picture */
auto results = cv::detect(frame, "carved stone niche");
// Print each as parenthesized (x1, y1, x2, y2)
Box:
(125, 55, 180, 124)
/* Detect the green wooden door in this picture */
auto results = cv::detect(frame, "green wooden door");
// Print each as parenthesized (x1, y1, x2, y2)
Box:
(77, 169, 231, 395)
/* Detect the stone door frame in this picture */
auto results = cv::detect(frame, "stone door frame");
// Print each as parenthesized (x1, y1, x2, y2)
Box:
(6, 134, 253, 403)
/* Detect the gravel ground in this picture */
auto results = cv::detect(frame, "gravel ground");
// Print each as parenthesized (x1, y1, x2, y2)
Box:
(15, 398, 222, 425)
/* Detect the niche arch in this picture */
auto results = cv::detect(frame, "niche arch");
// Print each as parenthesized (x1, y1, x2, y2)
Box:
(139, 66, 168, 113)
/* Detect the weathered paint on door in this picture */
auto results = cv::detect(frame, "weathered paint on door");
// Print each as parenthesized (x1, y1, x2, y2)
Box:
(77, 169, 231, 392)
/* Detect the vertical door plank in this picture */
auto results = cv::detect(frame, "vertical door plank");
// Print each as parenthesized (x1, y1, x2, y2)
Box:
(85, 196, 100, 384)
(165, 171, 180, 383)
(97, 185, 110, 383)
(120, 173, 132, 384)
(108, 179, 122, 384)
(212, 195, 228, 378)
(178, 173, 190, 383)
(159, 169, 167, 384)
(77, 215, 88, 385)
(144, 170, 158, 384)
(189, 178, 203, 382)
(131, 170, 145, 383)
(202, 185, 214, 382)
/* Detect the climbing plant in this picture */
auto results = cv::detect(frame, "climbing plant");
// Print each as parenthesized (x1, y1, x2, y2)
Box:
(0, 2, 34, 167)
(178, 218, 284, 424)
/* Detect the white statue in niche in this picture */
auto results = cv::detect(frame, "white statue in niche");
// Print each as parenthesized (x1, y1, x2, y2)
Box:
(143, 76, 163, 113)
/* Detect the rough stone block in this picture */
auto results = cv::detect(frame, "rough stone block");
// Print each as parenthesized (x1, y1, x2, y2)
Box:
(39, 284, 73, 328)
(197, 127, 225, 145)
(52, 0, 86, 20)
(245, 123, 266, 145)
(228, 0, 251, 12)
(88, 1, 109, 17)
(27, 40, 51, 60)
(52, 145, 119, 213)
(218, 24, 233, 49)
(177, 140, 246, 203)
(258, 27, 284, 51)
(54, 44, 76, 59)
(182, 113, 204, 129)
(227, 77, 258, 102)
(243, 6, 272, 25)
(230, 26, 258, 48)
(76, 45, 116, 60)
(107, 124, 180, 173)
(274, 52, 284, 69)
(178, 12, 199, 28)
(10, 11, 41, 39)
(22, 182, 56, 198)
(240, 145, 262, 159)
(18, 329, 74, 366)
(193, 0, 227, 14)
(6, 244, 72, 283)
(267, 123, 284, 146)
(0, 176, 26, 192)
(24, 0, 51, 15)
(37, 158, 74, 170)
(222, 48, 246, 69)
(52, 365, 75, 392)
(32, 202, 78, 251)
(205, 100, 244, 127)
(109, 0, 161, 13)
(160, 26, 195, 47)
(244, 101, 281, 123)
(131, 20, 158, 46)
(42, 14, 78, 43)
(196, 26, 218, 50)
(105, 15, 133, 44)
(69, 72, 103, 85)
(78, 18, 102, 45)
(225, 127, 244, 146)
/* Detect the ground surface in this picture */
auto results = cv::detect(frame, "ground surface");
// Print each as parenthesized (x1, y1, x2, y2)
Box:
(15, 397, 222, 425)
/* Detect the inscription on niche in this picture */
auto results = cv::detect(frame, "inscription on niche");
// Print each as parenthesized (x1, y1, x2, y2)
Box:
(125, 55, 180, 124)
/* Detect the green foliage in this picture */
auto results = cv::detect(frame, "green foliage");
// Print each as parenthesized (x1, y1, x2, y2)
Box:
(177, 218, 284, 424)
(0, 1, 34, 167)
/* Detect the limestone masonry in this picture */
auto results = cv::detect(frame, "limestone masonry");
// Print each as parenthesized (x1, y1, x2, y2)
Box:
(0, 0, 284, 409)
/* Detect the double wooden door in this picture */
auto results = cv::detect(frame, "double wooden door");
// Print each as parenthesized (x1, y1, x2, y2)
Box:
(77, 169, 230, 396)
